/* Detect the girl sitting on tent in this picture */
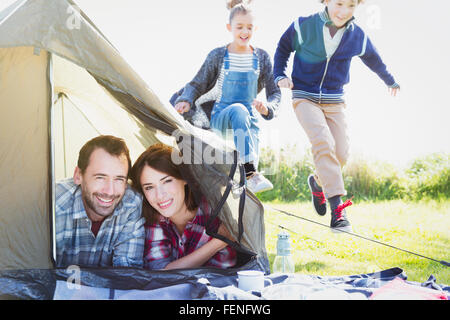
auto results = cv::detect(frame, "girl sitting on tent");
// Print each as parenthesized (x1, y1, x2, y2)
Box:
(130, 143, 237, 270)
(172, 0, 281, 194)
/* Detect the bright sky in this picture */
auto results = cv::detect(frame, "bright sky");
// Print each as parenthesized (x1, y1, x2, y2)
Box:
(2, 0, 449, 167)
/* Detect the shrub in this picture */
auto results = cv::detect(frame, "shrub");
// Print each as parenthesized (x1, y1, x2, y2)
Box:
(343, 155, 408, 201)
(406, 153, 450, 200)
(257, 148, 449, 202)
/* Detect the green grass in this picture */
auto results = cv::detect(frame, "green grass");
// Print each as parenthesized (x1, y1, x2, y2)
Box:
(263, 199, 450, 285)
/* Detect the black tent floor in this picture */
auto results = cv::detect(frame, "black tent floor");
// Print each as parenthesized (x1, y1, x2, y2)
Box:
(0, 266, 448, 300)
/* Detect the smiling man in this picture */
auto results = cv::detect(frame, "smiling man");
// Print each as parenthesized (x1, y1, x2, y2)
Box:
(55, 135, 145, 268)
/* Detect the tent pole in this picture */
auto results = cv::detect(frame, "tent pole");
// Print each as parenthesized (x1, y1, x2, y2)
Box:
(61, 93, 67, 178)
(48, 53, 56, 267)
(64, 94, 101, 136)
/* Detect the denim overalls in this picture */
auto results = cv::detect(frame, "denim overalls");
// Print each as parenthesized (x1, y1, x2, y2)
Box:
(210, 49, 260, 164)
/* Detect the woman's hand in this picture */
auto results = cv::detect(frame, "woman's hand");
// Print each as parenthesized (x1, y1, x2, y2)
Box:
(175, 101, 191, 114)
(217, 223, 234, 241)
(208, 224, 233, 252)
(163, 223, 233, 270)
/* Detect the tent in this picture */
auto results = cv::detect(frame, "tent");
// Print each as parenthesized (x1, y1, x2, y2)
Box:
(0, 0, 269, 282)
(0, 0, 448, 301)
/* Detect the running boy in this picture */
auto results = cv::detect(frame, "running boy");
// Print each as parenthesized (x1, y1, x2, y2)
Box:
(273, 0, 400, 232)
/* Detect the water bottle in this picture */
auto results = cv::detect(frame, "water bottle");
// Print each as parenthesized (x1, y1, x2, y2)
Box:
(272, 231, 295, 274)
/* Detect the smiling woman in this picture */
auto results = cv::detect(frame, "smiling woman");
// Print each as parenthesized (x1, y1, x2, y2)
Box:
(130, 143, 237, 270)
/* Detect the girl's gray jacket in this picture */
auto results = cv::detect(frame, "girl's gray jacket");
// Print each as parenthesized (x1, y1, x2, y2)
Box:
(171, 45, 281, 129)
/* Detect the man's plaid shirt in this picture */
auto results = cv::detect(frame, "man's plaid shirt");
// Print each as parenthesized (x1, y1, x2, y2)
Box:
(143, 198, 237, 270)
(55, 178, 145, 268)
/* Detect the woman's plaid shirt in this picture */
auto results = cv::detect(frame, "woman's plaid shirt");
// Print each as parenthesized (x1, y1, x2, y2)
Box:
(143, 199, 237, 270)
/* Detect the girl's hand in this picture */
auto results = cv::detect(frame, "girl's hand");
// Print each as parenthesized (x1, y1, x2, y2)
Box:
(389, 86, 400, 97)
(175, 101, 191, 114)
(252, 100, 269, 116)
(277, 77, 294, 89)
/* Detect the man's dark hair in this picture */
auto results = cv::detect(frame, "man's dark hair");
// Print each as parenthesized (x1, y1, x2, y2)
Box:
(77, 135, 132, 176)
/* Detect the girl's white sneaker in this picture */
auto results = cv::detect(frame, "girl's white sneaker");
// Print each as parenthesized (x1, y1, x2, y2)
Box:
(246, 172, 273, 193)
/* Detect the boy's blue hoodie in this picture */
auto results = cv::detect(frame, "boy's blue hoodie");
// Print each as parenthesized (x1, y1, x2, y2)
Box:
(273, 9, 399, 104)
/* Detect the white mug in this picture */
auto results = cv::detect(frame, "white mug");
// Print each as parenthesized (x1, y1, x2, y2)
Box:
(237, 270, 273, 292)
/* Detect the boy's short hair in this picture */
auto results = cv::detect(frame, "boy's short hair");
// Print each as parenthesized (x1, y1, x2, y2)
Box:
(77, 135, 132, 176)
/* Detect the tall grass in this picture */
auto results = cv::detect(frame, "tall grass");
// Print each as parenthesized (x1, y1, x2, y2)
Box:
(258, 147, 450, 202)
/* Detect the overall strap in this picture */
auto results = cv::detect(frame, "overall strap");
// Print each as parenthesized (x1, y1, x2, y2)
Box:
(223, 48, 230, 70)
(252, 49, 259, 71)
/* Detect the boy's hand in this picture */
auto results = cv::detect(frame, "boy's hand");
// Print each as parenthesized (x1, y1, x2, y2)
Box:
(389, 86, 400, 97)
(175, 101, 191, 114)
(277, 77, 294, 89)
(252, 100, 269, 116)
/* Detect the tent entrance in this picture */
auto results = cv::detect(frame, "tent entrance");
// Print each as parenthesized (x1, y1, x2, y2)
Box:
(49, 53, 263, 271)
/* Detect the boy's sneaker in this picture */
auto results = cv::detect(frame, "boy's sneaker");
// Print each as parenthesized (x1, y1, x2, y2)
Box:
(330, 197, 353, 233)
(246, 172, 273, 193)
(307, 174, 327, 216)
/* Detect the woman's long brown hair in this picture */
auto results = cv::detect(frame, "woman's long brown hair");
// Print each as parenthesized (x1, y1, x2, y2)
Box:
(130, 143, 198, 224)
